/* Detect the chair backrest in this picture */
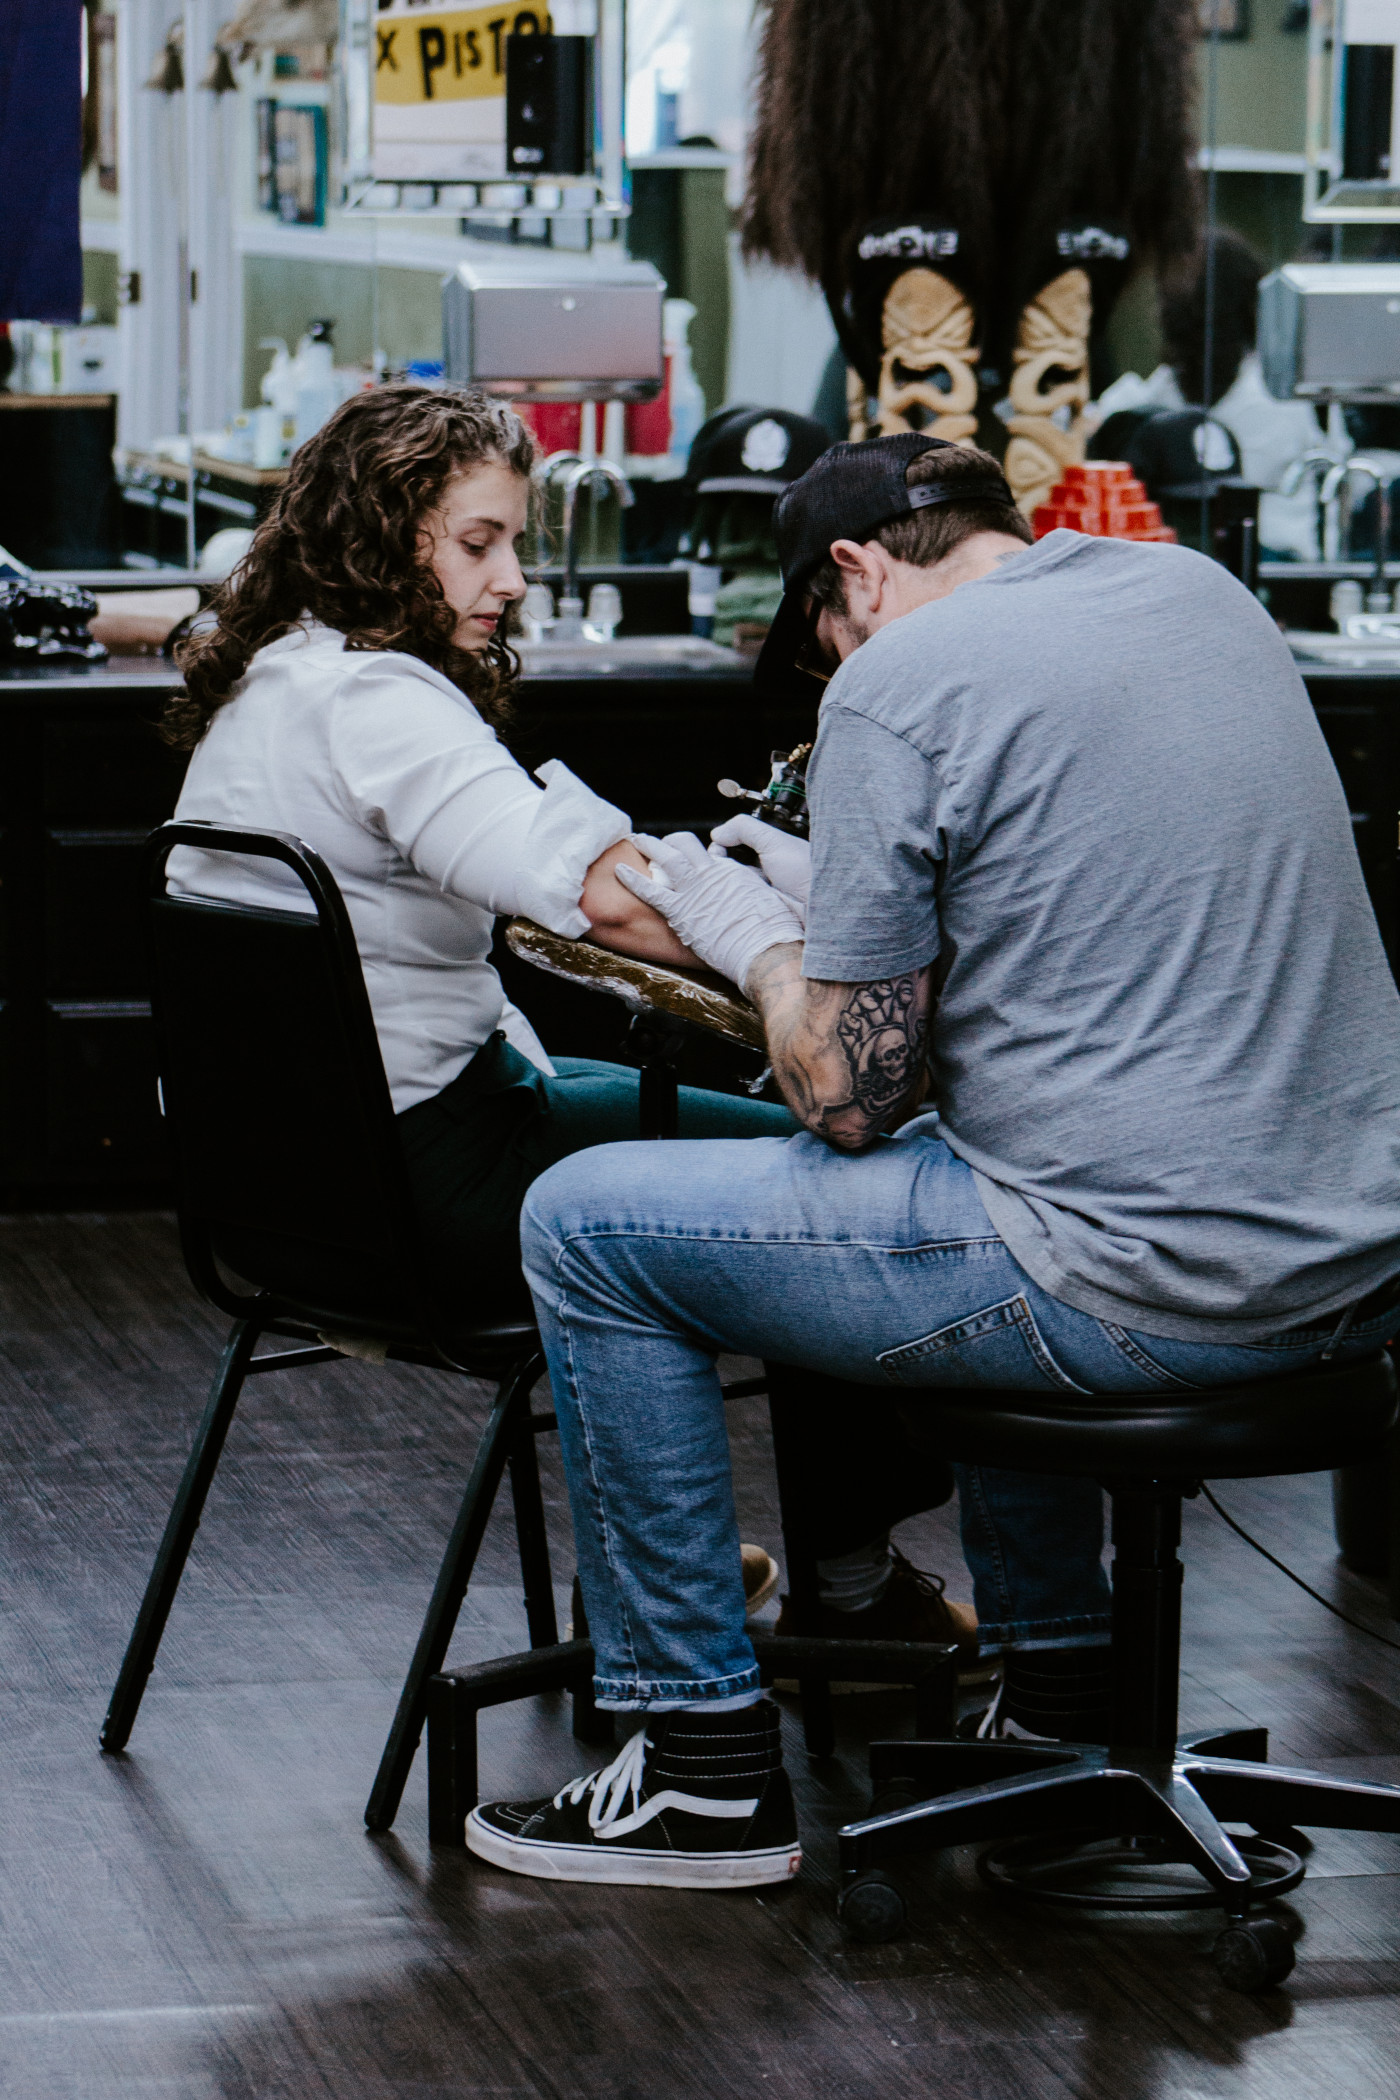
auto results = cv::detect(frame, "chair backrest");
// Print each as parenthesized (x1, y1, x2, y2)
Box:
(147, 821, 441, 1345)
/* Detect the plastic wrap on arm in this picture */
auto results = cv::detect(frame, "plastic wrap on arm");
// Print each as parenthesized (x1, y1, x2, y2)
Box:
(329, 661, 629, 933)
(431, 757, 629, 935)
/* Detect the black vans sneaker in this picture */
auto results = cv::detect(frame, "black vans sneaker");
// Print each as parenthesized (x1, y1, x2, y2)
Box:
(466, 1699, 802, 1889)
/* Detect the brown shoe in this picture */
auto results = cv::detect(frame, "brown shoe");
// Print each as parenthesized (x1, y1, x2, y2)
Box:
(742, 1543, 781, 1617)
(773, 1547, 988, 1688)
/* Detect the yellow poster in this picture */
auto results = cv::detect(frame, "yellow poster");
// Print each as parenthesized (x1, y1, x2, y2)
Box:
(374, 6, 552, 106)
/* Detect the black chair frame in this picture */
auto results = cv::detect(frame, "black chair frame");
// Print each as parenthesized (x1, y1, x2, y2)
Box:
(103, 822, 955, 1841)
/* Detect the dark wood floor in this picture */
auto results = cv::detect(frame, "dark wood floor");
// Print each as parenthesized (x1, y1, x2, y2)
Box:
(3, 1212, 1400, 2097)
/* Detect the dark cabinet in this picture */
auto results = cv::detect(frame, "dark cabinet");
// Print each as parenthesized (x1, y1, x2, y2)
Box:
(0, 668, 186, 1203)
(43, 1001, 168, 1175)
(44, 831, 151, 993)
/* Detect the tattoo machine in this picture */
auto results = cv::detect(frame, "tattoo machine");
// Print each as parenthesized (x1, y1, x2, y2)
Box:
(716, 744, 812, 855)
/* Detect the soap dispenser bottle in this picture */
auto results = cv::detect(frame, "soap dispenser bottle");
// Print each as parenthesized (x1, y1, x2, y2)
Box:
(292, 320, 341, 451)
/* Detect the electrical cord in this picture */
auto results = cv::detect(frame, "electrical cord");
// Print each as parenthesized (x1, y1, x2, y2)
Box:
(1201, 1483, 1400, 1656)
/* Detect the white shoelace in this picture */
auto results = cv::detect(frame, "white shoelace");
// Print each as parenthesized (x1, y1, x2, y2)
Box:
(975, 1680, 1007, 1740)
(554, 1725, 651, 1835)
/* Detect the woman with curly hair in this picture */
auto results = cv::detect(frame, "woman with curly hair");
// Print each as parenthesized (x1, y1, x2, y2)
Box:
(166, 382, 799, 1308)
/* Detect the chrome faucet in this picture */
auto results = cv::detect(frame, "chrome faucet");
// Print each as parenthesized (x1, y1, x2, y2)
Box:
(1279, 446, 1342, 560)
(1320, 455, 1394, 607)
(556, 457, 634, 624)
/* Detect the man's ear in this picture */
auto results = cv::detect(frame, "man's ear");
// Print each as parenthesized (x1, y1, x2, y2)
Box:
(829, 537, 885, 603)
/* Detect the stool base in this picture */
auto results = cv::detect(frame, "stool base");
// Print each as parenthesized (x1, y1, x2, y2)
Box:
(842, 1722, 1400, 1924)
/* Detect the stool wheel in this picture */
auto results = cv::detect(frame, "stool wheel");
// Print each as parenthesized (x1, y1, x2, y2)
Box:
(1211, 1914, 1296, 1993)
(838, 1869, 907, 1944)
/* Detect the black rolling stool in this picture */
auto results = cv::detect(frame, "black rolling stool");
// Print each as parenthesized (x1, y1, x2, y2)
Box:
(836, 1352, 1400, 1992)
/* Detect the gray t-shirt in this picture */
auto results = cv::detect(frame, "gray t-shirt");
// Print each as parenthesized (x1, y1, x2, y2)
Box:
(802, 529, 1400, 1341)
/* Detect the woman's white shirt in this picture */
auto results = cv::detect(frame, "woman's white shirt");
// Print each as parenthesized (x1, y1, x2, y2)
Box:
(168, 622, 630, 1109)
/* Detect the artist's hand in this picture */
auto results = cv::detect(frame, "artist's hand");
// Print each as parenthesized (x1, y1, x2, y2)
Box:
(616, 831, 804, 991)
(708, 815, 811, 922)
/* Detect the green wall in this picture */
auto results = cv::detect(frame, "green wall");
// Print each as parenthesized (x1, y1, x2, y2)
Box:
(81, 248, 119, 326)
(240, 257, 445, 405)
(1205, 12, 1308, 157)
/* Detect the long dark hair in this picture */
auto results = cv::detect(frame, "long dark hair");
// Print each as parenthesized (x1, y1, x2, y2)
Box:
(742, 0, 1201, 334)
(166, 384, 536, 750)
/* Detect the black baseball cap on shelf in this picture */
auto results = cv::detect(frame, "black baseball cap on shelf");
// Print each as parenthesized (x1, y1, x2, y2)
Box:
(687, 406, 831, 496)
(754, 432, 1014, 700)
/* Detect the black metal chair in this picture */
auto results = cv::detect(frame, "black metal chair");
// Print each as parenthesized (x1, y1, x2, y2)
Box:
(103, 821, 955, 1839)
(99, 821, 593, 1835)
(835, 1353, 1400, 1991)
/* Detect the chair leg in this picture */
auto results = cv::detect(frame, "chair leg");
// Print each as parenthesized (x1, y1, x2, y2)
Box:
(364, 1349, 545, 1833)
(841, 1760, 1147, 1873)
(1188, 1753, 1400, 1838)
(101, 1316, 263, 1753)
(767, 1384, 836, 1759)
(508, 1415, 559, 1649)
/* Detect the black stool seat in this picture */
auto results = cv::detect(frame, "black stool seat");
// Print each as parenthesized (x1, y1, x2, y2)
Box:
(840, 1351, 1400, 1990)
(896, 1352, 1396, 1479)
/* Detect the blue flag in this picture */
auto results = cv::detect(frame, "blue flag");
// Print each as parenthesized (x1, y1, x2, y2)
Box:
(0, 0, 83, 322)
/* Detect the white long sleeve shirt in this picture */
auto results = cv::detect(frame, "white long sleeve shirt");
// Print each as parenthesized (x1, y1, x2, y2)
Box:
(168, 621, 630, 1109)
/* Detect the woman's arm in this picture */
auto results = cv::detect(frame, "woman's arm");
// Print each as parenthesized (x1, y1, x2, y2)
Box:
(580, 840, 701, 966)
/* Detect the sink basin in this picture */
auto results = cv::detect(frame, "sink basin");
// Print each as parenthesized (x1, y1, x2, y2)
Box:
(1287, 629, 1400, 668)
(516, 634, 747, 677)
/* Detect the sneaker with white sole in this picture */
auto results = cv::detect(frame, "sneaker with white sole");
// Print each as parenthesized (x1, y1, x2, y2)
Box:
(466, 1699, 802, 1889)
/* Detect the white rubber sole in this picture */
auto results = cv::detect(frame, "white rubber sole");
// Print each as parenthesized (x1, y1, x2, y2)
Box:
(465, 1812, 802, 1888)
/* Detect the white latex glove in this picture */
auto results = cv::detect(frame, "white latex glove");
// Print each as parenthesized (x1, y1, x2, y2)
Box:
(708, 814, 811, 923)
(616, 831, 804, 990)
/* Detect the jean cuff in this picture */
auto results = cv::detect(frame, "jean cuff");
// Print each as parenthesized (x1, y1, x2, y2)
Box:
(974, 1612, 1112, 1658)
(594, 1664, 762, 1710)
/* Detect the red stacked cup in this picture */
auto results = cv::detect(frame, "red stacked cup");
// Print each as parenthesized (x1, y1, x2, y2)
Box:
(1032, 461, 1176, 543)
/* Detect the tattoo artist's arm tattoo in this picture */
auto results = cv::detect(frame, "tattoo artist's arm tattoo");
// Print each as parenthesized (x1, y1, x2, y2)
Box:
(745, 945, 931, 1151)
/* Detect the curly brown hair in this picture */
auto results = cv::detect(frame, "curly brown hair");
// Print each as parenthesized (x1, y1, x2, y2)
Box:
(165, 384, 537, 750)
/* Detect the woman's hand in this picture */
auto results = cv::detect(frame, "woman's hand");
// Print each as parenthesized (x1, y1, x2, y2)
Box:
(579, 839, 702, 967)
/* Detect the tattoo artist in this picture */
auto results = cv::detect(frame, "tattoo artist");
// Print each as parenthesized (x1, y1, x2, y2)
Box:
(464, 433, 1400, 1891)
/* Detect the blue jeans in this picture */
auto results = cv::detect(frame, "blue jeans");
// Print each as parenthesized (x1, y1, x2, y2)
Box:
(520, 1117, 1394, 1708)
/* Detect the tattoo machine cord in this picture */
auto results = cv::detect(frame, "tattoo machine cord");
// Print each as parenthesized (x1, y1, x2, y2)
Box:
(1200, 1483, 1400, 1655)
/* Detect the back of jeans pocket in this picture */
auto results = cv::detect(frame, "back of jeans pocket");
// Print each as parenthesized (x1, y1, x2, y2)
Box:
(876, 1294, 1089, 1392)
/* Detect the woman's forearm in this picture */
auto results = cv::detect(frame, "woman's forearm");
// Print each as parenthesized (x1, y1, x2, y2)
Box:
(580, 840, 700, 966)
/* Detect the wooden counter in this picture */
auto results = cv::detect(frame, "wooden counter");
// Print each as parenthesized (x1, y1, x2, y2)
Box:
(0, 650, 1391, 1207)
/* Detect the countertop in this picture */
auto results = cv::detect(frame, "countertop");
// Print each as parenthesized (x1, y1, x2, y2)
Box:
(0, 644, 754, 694)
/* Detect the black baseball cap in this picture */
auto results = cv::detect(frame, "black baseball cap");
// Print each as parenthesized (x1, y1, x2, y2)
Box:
(688, 406, 831, 495)
(754, 432, 1014, 700)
